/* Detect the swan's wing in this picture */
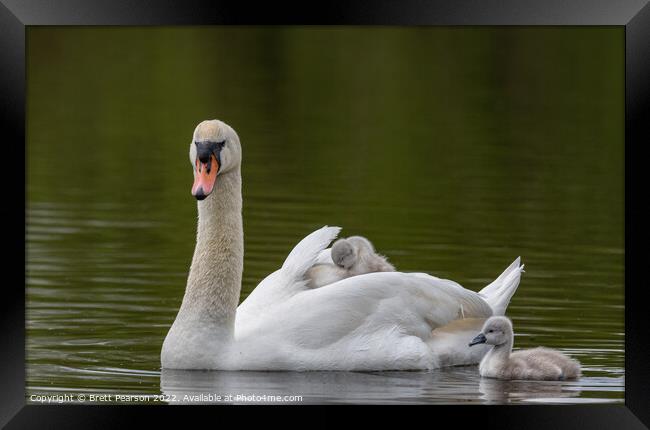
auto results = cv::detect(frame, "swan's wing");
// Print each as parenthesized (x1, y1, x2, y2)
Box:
(234, 259, 523, 370)
(281, 226, 341, 280)
(477, 257, 524, 316)
(314, 248, 333, 265)
(237, 271, 493, 347)
(237, 226, 340, 324)
(478, 257, 521, 297)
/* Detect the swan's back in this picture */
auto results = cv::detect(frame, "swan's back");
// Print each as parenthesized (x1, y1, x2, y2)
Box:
(233, 272, 495, 370)
(235, 227, 524, 371)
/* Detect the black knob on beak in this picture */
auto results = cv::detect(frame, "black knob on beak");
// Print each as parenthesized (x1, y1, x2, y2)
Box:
(196, 143, 213, 164)
(195, 140, 225, 166)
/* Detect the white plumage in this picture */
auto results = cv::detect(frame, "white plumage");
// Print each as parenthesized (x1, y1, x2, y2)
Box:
(161, 119, 525, 371)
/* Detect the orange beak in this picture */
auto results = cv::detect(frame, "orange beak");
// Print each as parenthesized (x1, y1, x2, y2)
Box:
(191, 154, 219, 200)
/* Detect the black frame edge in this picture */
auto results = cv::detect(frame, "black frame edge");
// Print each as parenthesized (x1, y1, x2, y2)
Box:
(625, 1, 650, 427)
(4, 405, 650, 429)
(1, 0, 649, 25)
(0, 0, 648, 428)
(0, 0, 26, 428)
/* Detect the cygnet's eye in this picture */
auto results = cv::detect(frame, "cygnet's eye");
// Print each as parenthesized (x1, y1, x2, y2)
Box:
(488, 329, 494, 333)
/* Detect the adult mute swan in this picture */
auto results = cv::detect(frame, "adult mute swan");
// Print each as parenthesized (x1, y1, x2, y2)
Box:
(161, 119, 524, 370)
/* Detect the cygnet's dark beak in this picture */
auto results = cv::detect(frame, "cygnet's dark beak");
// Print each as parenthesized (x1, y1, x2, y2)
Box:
(469, 333, 487, 347)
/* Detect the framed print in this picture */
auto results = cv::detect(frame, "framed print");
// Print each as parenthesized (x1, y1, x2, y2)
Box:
(1, 0, 649, 427)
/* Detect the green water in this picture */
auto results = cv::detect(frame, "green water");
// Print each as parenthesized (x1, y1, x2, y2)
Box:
(26, 27, 624, 404)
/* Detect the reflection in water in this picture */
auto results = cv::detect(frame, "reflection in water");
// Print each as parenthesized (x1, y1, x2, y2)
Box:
(160, 367, 607, 405)
(26, 27, 624, 403)
(478, 378, 579, 404)
(160, 368, 483, 404)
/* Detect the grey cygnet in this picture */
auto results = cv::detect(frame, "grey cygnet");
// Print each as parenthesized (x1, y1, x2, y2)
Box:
(306, 236, 395, 288)
(469, 316, 581, 381)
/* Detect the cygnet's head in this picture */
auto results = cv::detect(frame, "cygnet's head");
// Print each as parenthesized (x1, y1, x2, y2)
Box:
(331, 236, 375, 269)
(468, 316, 514, 347)
(189, 119, 242, 200)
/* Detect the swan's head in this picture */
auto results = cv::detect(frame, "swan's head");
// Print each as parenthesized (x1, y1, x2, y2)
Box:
(189, 119, 242, 200)
(469, 316, 514, 347)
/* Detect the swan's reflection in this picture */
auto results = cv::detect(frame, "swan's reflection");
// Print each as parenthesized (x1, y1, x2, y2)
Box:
(161, 369, 433, 404)
(161, 368, 583, 404)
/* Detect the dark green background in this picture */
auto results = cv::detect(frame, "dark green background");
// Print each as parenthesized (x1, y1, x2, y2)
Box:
(26, 27, 623, 403)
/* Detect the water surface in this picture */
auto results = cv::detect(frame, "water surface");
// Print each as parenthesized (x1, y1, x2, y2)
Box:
(26, 27, 623, 404)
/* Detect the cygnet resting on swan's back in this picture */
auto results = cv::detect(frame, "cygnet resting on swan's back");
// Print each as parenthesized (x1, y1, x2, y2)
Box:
(306, 236, 395, 288)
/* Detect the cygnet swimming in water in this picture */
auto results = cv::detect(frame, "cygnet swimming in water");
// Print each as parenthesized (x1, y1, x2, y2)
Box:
(468, 316, 581, 380)
(306, 236, 395, 288)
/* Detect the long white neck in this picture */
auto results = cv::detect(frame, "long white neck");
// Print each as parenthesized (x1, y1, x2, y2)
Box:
(175, 168, 243, 341)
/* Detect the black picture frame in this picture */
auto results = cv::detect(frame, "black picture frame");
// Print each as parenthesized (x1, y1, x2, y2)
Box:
(2, 0, 648, 427)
